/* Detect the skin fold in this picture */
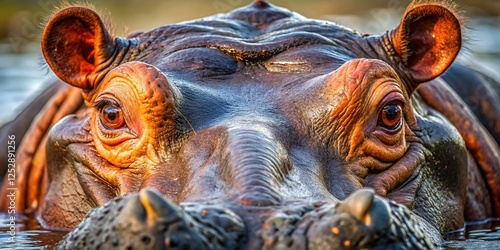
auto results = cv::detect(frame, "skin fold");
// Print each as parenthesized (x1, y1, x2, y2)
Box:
(0, 0, 498, 248)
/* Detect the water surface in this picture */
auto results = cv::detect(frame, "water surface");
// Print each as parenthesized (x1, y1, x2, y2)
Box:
(0, 212, 499, 249)
(0, 213, 67, 249)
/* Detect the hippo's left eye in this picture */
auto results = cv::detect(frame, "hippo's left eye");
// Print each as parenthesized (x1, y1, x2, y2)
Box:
(101, 104, 125, 129)
(94, 99, 126, 130)
(378, 102, 403, 131)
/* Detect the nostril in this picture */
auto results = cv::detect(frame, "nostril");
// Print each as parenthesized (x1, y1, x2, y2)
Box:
(140, 234, 152, 246)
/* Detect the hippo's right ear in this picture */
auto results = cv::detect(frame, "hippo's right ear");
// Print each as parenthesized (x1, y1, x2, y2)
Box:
(387, 2, 462, 84)
(42, 7, 116, 90)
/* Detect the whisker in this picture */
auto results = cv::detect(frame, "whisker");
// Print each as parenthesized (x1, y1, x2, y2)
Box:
(177, 110, 196, 134)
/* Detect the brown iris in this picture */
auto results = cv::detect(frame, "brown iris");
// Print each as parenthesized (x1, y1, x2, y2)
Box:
(100, 104, 125, 129)
(379, 103, 402, 130)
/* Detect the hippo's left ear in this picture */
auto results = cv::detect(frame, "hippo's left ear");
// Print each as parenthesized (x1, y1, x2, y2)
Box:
(388, 2, 461, 83)
(42, 7, 120, 90)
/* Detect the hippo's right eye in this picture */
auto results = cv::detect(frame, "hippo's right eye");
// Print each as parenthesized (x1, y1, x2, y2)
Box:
(100, 104, 125, 129)
(378, 102, 403, 131)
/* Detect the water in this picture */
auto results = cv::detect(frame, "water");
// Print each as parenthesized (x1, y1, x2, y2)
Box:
(0, 213, 67, 249)
(0, 212, 499, 249)
(442, 219, 500, 249)
(0, 43, 49, 125)
(0, 10, 499, 250)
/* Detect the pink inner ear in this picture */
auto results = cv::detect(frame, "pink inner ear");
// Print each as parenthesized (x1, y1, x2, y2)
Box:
(82, 39, 96, 64)
(42, 6, 114, 90)
(75, 32, 96, 74)
(60, 22, 97, 76)
(406, 18, 438, 69)
(393, 5, 461, 83)
(44, 17, 98, 87)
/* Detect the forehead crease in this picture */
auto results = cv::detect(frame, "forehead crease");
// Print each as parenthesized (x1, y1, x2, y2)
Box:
(322, 60, 400, 111)
(136, 6, 359, 63)
(347, 60, 400, 91)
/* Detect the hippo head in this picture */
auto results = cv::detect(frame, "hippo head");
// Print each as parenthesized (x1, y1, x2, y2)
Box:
(36, 0, 477, 243)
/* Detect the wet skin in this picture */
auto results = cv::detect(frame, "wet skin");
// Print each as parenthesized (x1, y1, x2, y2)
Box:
(1, 0, 499, 249)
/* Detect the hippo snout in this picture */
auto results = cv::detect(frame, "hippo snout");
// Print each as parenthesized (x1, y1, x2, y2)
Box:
(55, 188, 246, 249)
(218, 127, 291, 206)
(56, 188, 435, 249)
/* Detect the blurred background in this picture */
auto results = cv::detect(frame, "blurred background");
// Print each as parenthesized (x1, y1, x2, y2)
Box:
(0, 0, 499, 123)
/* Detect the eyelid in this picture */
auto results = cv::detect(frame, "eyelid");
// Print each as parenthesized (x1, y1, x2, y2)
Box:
(93, 95, 120, 110)
(380, 91, 406, 109)
(374, 91, 405, 133)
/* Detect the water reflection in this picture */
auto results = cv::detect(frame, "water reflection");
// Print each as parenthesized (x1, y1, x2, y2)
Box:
(442, 219, 500, 249)
(0, 43, 48, 124)
(0, 212, 67, 249)
(1, 211, 499, 248)
(444, 218, 500, 240)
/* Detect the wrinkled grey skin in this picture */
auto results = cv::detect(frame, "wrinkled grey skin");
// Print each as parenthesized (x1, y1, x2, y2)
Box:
(56, 189, 434, 250)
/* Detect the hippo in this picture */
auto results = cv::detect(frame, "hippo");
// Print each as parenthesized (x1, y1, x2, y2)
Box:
(1, 0, 499, 249)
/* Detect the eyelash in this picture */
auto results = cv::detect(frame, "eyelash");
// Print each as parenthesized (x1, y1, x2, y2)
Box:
(93, 98, 119, 111)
